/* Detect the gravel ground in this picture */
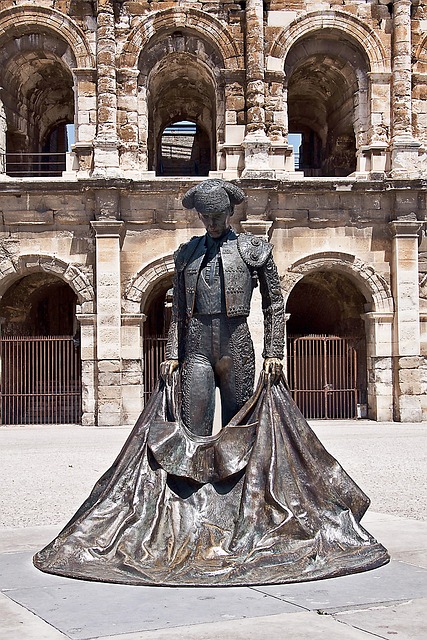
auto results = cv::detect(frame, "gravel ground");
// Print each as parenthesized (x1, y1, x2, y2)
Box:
(0, 421, 426, 528)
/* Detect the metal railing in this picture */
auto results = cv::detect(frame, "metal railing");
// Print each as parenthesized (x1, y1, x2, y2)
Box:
(0, 336, 81, 424)
(143, 336, 167, 403)
(288, 335, 359, 419)
(4, 152, 66, 177)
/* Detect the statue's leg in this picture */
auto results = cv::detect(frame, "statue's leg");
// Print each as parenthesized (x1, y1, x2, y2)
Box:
(215, 317, 255, 426)
(181, 317, 216, 436)
(182, 354, 215, 435)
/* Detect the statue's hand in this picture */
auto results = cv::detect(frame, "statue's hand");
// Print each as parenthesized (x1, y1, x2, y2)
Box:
(160, 359, 179, 382)
(263, 357, 283, 383)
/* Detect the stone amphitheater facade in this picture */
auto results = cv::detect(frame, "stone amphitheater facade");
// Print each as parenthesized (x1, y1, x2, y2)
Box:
(0, 0, 426, 425)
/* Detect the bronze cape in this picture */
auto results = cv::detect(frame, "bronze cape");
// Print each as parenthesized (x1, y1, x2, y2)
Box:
(34, 374, 389, 586)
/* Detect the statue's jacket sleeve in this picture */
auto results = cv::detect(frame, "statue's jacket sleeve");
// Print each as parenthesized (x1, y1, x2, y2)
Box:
(165, 236, 202, 361)
(165, 233, 284, 361)
(236, 233, 285, 360)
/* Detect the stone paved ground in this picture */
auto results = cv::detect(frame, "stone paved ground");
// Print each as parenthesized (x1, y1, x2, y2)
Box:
(0, 421, 426, 639)
(1, 421, 426, 527)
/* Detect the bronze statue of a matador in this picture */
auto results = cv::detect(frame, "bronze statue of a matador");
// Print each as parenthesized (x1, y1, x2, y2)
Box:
(33, 178, 389, 588)
(161, 179, 284, 435)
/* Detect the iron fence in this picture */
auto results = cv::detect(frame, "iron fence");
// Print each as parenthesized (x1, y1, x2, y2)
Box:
(0, 336, 81, 424)
(288, 335, 359, 419)
(4, 152, 66, 177)
(143, 336, 168, 403)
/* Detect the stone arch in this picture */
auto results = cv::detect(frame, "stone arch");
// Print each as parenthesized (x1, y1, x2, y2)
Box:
(285, 36, 366, 175)
(0, 7, 94, 172)
(120, 7, 242, 70)
(269, 10, 388, 74)
(284, 252, 393, 314)
(0, 254, 94, 312)
(145, 52, 219, 174)
(413, 34, 427, 73)
(124, 256, 175, 314)
(269, 11, 388, 176)
(0, 6, 94, 69)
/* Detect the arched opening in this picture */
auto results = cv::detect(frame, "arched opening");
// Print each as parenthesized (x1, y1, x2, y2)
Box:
(158, 120, 211, 177)
(40, 121, 71, 176)
(0, 274, 81, 424)
(286, 271, 367, 419)
(138, 30, 223, 176)
(286, 33, 369, 177)
(0, 34, 75, 177)
(143, 277, 173, 403)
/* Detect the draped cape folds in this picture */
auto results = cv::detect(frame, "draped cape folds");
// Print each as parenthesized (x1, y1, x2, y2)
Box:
(34, 374, 389, 586)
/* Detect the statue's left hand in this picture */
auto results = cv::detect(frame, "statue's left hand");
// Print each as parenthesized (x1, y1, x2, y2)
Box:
(263, 357, 283, 383)
(160, 359, 179, 383)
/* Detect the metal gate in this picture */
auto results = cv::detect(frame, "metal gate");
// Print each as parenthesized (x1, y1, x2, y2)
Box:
(0, 336, 81, 424)
(288, 336, 359, 419)
(143, 336, 168, 403)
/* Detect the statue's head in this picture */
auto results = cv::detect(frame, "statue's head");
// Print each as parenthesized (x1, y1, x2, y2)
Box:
(182, 179, 245, 217)
(182, 179, 245, 239)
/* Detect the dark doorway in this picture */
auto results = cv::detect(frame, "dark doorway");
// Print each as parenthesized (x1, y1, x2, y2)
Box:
(286, 271, 367, 419)
(143, 279, 173, 403)
(0, 274, 81, 424)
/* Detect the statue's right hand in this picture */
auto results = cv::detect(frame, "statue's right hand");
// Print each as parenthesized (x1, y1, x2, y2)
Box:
(160, 359, 179, 382)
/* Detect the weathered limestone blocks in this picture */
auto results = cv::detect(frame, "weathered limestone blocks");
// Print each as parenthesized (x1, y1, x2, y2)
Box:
(2, 0, 427, 425)
(96, 359, 122, 427)
(81, 359, 97, 427)
(366, 355, 393, 422)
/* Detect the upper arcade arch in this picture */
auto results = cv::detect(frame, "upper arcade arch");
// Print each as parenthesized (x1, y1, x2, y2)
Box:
(0, 6, 94, 69)
(413, 34, 427, 74)
(0, 8, 94, 176)
(119, 7, 243, 71)
(145, 51, 218, 175)
(285, 34, 365, 176)
(269, 12, 389, 176)
(269, 10, 389, 75)
(411, 36, 427, 147)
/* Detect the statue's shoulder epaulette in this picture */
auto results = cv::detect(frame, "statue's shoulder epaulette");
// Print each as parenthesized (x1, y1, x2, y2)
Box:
(174, 236, 201, 272)
(237, 233, 272, 268)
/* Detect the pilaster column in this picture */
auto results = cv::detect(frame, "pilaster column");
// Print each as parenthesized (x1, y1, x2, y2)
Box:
(121, 313, 145, 425)
(93, 0, 120, 177)
(71, 68, 97, 176)
(391, 0, 421, 174)
(117, 68, 146, 177)
(362, 312, 394, 421)
(389, 219, 423, 421)
(265, 70, 301, 177)
(91, 220, 125, 425)
(242, 0, 273, 177)
(76, 312, 97, 426)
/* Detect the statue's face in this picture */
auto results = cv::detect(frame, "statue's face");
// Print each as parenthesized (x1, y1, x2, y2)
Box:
(198, 210, 231, 239)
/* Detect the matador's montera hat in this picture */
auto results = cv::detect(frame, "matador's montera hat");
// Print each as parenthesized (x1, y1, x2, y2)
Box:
(182, 179, 245, 215)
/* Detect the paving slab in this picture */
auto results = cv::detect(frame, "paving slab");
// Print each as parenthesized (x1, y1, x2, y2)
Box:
(0, 592, 67, 640)
(0, 551, 72, 590)
(0, 554, 302, 640)
(0, 525, 60, 554)
(253, 560, 427, 611)
(362, 512, 427, 566)
(0, 418, 426, 640)
(335, 597, 427, 640)
(1, 548, 427, 640)
(96, 611, 381, 640)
